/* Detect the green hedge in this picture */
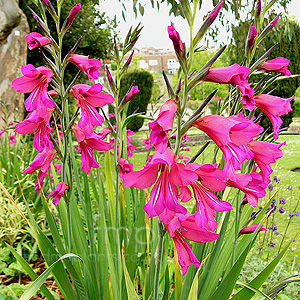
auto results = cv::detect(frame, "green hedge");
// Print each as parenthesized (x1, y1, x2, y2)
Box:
(120, 69, 153, 132)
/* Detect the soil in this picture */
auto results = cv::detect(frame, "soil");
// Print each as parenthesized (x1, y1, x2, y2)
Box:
(0, 259, 64, 299)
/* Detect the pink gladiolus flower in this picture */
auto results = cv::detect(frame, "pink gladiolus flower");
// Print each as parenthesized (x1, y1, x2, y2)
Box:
(254, 94, 293, 139)
(149, 99, 177, 153)
(67, 4, 82, 26)
(109, 129, 136, 157)
(248, 24, 257, 49)
(163, 213, 219, 276)
(48, 90, 58, 98)
(54, 164, 62, 174)
(193, 114, 263, 171)
(71, 84, 114, 127)
(23, 149, 57, 193)
(208, 1, 223, 24)
(69, 54, 102, 82)
(0, 130, 5, 137)
(123, 148, 198, 219)
(109, 113, 115, 118)
(143, 138, 152, 150)
(258, 57, 292, 76)
(72, 122, 112, 174)
(168, 23, 184, 54)
(248, 140, 285, 181)
(173, 231, 201, 276)
(239, 224, 267, 234)
(118, 158, 133, 179)
(228, 172, 267, 207)
(204, 64, 255, 110)
(124, 86, 140, 102)
(191, 181, 232, 231)
(15, 108, 54, 152)
(97, 127, 112, 139)
(9, 135, 17, 144)
(187, 164, 232, 230)
(12, 64, 54, 112)
(48, 182, 69, 206)
(25, 32, 51, 50)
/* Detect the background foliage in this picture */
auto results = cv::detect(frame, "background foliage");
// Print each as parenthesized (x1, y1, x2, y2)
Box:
(119, 69, 154, 131)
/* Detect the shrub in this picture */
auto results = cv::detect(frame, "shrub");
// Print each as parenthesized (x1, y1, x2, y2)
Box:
(293, 99, 300, 117)
(119, 69, 153, 132)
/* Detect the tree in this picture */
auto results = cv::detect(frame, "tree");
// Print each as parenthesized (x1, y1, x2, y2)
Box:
(230, 15, 300, 131)
(19, 0, 117, 84)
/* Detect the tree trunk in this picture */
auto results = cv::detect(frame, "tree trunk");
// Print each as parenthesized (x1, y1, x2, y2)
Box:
(0, 0, 29, 129)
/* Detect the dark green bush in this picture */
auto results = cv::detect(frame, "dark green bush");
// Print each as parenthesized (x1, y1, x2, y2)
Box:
(119, 69, 153, 132)
(293, 99, 300, 117)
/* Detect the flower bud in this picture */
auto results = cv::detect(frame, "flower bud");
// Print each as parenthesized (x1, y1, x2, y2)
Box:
(256, 0, 261, 18)
(209, 1, 223, 25)
(124, 86, 140, 102)
(270, 15, 280, 29)
(42, 0, 50, 6)
(248, 24, 257, 49)
(239, 224, 267, 234)
(67, 4, 82, 26)
(168, 22, 184, 54)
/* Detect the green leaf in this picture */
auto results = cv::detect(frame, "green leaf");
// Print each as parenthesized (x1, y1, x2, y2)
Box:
(7, 246, 56, 300)
(175, 249, 183, 300)
(207, 244, 251, 300)
(122, 252, 139, 300)
(20, 253, 81, 300)
(231, 237, 297, 300)
(236, 281, 272, 299)
(188, 268, 201, 300)
(138, 3, 145, 16)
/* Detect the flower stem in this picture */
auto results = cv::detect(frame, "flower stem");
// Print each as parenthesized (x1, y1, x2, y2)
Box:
(153, 220, 166, 300)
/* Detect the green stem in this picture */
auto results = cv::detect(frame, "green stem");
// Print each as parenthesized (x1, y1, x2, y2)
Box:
(232, 191, 241, 266)
(153, 220, 166, 300)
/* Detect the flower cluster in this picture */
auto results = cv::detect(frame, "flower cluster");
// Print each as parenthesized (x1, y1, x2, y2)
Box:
(12, 4, 116, 205)
(121, 15, 292, 275)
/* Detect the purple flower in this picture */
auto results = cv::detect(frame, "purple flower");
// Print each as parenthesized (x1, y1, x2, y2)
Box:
(275, 232, 280, 236)
(295, 212, 300, 217)
(270, 241, 275, 247)
(268, 184, 273, 191)
(279, 207, 285, 214)
(272, 225, 277, 231)
(289, 212, 295, 218)
(280, 198, 287, 204)
(287, 185, 293, 191)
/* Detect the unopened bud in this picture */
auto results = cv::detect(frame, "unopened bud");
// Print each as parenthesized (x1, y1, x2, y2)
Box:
(42, 0, 50, 6)
(124, 86, 140, 102)
(248, 24, 257, 49)
(209, 1, 223, 25)
(67, 4, 82, 26)
(168, 22, 184, 54)
(256, 0, 261, 18)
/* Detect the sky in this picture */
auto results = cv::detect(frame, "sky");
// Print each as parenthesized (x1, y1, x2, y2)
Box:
(98, 0, 300, 50)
